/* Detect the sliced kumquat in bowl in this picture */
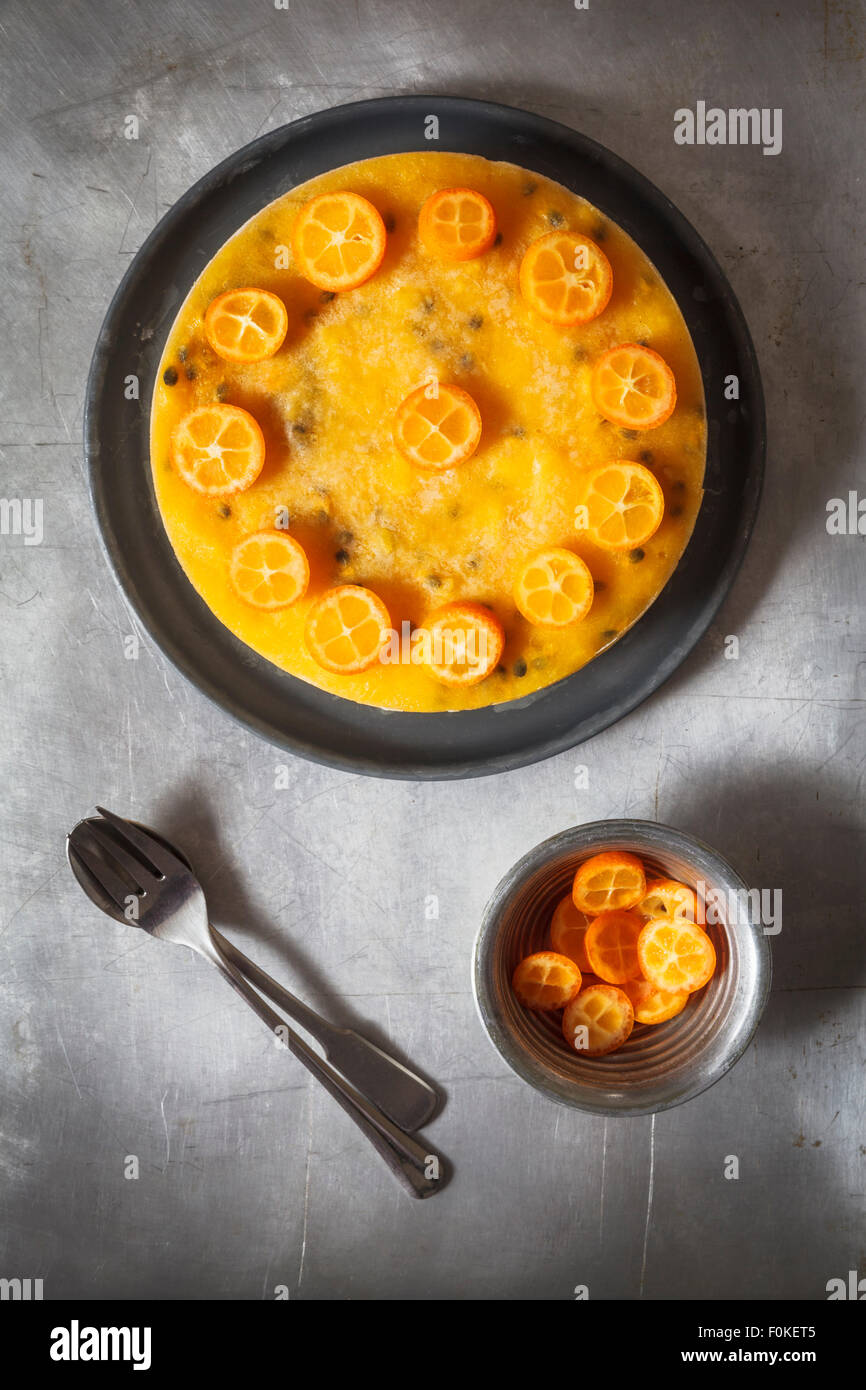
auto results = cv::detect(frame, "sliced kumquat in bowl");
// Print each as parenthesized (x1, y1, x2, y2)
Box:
(393, 382, 482, 470)
(229, 531, 309, 610)
(550, 893, 592, 972)
(304, 584, 391, 674)
(577, 973, 605, 990)
(511, 848, 724, 1060)
(292, 191, 387, 292)
(582, 461, 665, 551)
(636, 877, 697, 922)
(418, 187, 497, 261)
(204, 287, 288, 362)
(171, 404, 266, 496)
(591, 342, 677, 429)
(417, 601, 504, 687)
(562, 983, 634, 1056)
(621, 976, 689, 1026)
(513, 547, 594, 627)
(637, 918, 717, 994)
(584, 909, 644, 984)
(572, 850, 646, 914)
(519, 231, 612, 325)
(512, 951, 582, 1011)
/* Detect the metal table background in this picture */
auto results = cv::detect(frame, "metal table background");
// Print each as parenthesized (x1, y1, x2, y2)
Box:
(1, 0, 863, 1300)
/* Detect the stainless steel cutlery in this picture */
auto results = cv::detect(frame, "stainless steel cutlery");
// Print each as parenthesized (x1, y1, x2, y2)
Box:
(67, 808, 443, 1199)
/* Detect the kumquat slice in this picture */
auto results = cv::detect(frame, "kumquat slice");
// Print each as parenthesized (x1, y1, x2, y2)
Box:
(519, 231, 612, 325)
(513, 547, 594, 627)
(304, 585, 391, 674)
(591, 342, 677, 429)
(392, 382, 482, 470)
(621, 976, 689, 1026)
(512, 951, 582, 1011)
(584, 909, 644, 984)
(203, 287, 288, 363)
(572, 850, 646, 914)
(292, 191, 387, 292)
(550, 894, 592, 972)
(171, 404, 265, 497)
(418, 187, 497, 261)
(562, 983, 634, 1057)
(417, 602, 504, 688)
(637, 918, 717, 994)
(636, 878, 697, 923)
(582, 462, 665, 551)
(229, 531, 309, 610)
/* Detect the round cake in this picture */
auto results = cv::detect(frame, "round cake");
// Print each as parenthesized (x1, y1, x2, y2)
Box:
(150, 151, 706, 713)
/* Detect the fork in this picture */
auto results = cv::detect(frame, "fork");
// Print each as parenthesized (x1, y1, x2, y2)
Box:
(67, 808, 444, 1200)
(68, 815, 437, 1133)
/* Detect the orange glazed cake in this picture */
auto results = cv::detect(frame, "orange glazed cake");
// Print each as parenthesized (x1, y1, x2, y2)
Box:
(150, 151, 706, 712)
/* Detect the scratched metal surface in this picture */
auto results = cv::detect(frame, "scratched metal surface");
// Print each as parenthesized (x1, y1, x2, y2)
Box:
(0, 0, 863, 1301)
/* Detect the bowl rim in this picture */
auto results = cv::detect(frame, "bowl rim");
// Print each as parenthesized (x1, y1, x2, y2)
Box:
(84, 93, 765, 780)
(472, 819, 773, 1115)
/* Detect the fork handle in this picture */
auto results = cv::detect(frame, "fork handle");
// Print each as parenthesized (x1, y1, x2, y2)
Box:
(211, 927, 340, 1042)
(201, 937, 444, 1200)
(210, 926, 437, 1132)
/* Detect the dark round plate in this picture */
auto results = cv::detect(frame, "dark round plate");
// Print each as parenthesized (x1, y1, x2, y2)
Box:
(85, 95, 764, 780)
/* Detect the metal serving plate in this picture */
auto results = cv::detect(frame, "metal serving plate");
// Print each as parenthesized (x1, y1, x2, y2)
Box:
(85, 95, 765, 779)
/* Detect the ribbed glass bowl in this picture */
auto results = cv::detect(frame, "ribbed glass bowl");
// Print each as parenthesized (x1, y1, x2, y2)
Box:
(473, 821, 771, 1115)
